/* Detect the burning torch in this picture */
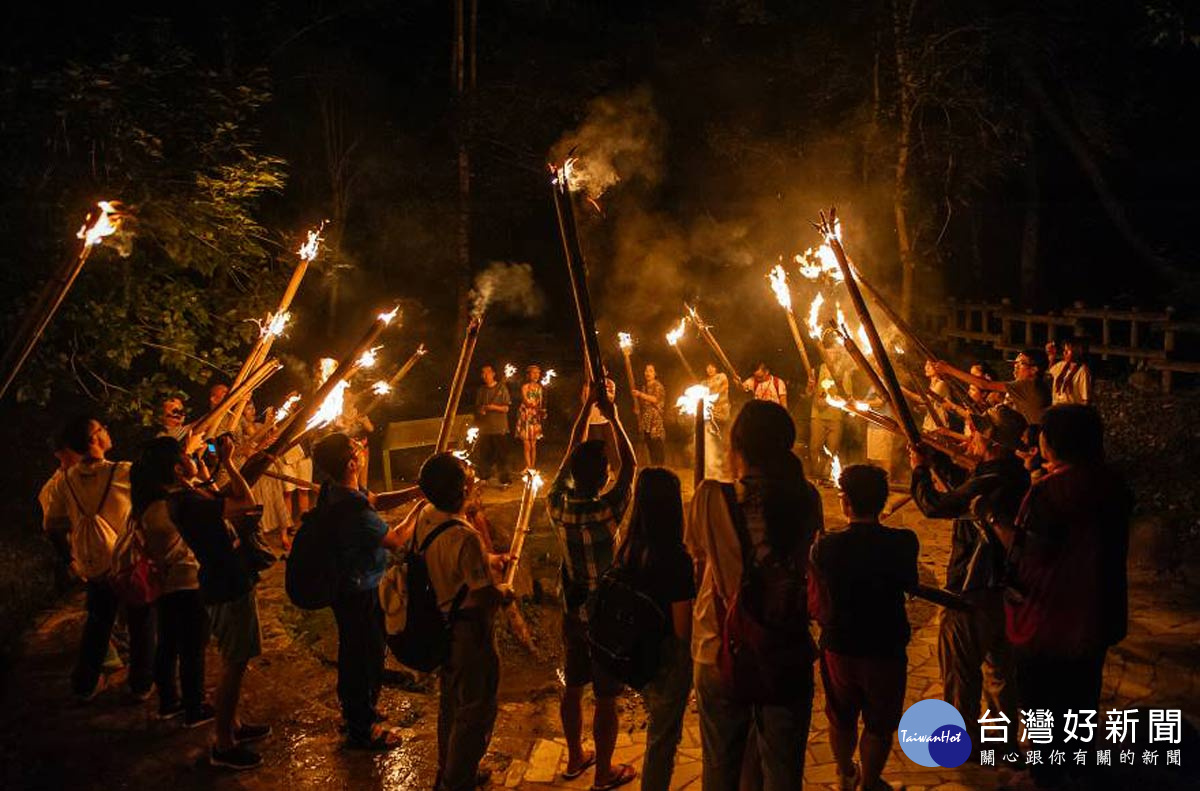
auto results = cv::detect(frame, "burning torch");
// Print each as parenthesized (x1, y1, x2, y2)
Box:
(617, 332, 640, 416)
(666, 318, 699, 382)
(768, 264, 813, 378)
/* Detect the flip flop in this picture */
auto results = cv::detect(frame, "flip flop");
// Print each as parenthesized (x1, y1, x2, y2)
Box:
(591, 763, 637, 791)
(562, 750, 596, 780)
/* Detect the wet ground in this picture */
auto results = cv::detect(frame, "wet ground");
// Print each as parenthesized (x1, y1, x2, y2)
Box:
(2, 472, 1198, 790)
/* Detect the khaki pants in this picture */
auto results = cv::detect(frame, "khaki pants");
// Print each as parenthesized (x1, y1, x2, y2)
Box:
(437, 612, 500, 791)
(937, 588, 1015, 747)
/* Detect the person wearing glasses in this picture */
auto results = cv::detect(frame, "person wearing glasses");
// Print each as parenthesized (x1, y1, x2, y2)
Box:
(934, 348, 1050, 427)
(159, 396, 189, 441)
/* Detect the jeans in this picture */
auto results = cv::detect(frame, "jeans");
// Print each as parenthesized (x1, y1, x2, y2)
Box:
(475, 433, 512, 484)
(938, 588, 1015, 747)
(693, 661, 813, 791)
(640, 636, 693, 791)
(72, 579, 155, 696)
(154, 588, 210, 712)
(643, 433, 666, 467)
(438, 612, 500, 791)
(333, 586, 386, 740)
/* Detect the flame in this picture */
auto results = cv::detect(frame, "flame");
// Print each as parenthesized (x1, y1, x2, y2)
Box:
(825, 393, 846, 409)
(297, 222, 326, 262)
(540, 368, 557, 387)
(823, 445, 843, 485)
(317, 357, 338, 385)
(77, 201, 123, 248)
(618, 331, 633, 351)
(416, 343, 428, 356)
(835, 303, 847, 330)
(854, 400, 872, 412)
(806, 293, 825, 340)
(795, 242, 843, 283)
(857, 324, 872, 355)
(768, 265, 792, 311)
(676, 384, 717, 417)
(378, 306, 400, 325)
(504, 363, 517, 380)
(466, 426, 480, 446)
(893, 344, 905, 355)
(356, 346, 382, 369)
(525, 468, 544, 492)
(258, 310, 290, 339)
(666, 318, 687, 346)
(306, 380, 349, 430)
(371, 380, 392, 396)
(551, 158, 576, 188)
(274, 393, 301, 424)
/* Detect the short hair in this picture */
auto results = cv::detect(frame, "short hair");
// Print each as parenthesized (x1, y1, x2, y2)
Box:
(1040, 404, 1105, 465)
(569, 440, 609, 493)
(755, 362, 770, 373)
(730, 400, 796, 468)
(419, 452, 470, 512)
(131, 437, 185, 514)
(1019, 348, 1048, 372)
(838, 464, 889, 517)
(62, 414, 99, 455)
(312, 432, 357, 480)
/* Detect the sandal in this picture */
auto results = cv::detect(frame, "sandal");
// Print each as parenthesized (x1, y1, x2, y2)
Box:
(346, 724, 402, 751)
(591, 763, 636, 791)
(562, 750, 596, 780)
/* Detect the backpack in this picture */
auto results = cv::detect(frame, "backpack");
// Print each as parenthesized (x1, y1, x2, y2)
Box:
(586, 563, 667, 690)
(716, 482, 816, 704)
(285, 495, 368, 610)
(110, 515, 162, 607)
(385, 519, 468, 673)
(64, 465, 120, 581)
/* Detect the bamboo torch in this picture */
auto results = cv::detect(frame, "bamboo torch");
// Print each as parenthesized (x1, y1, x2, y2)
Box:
(665, 319, 699, 381)
(677, 385, 714, 488)
(242, 306, 400, 485)
(617, 332, 640, 416)
(503, 470, 544, 588)
(551, 161, 607, 391)
(686, 304, 742, 384)
(361, 344, 428, 416)
(435, 316, 483, 453)
(0, 201, 127, 401)
(829, 319, 895, 415)
(190, 358, 283, 438)
(768, 265, 813, 377)
(816, 210, 920, 445)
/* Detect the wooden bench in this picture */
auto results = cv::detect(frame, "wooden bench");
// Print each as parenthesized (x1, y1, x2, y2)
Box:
(380, 414, 473, 490)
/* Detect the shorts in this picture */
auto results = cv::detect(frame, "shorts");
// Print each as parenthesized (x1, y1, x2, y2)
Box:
(208, 588, 263, 665)
(562, 612, 623, 698)
(820, 649, 907, 735)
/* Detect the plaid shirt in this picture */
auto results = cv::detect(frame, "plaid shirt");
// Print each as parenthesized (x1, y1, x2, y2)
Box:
(547, 472, 632, 620)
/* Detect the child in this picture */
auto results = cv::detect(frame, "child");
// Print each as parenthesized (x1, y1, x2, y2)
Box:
(810, 464, 919, 791)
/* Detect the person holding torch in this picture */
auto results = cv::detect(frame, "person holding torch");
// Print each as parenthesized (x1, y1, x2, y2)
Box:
(632, 363, 667, 466)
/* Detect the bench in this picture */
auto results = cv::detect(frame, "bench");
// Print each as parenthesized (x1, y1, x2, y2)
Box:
(380, 415, 473, 490)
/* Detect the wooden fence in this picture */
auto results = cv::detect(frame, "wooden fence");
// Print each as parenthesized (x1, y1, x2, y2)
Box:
(918, 299, 1200, 391)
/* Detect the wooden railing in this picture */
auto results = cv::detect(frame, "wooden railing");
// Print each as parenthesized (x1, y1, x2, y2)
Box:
(917, 299, 1199, 391)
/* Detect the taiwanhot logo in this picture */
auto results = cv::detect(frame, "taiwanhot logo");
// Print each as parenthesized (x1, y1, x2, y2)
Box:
(897, 699, 972, 768)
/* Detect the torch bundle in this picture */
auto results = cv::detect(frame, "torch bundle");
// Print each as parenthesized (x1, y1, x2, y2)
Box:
(686, 304, 741, 383)
(665, 318, 699, 381)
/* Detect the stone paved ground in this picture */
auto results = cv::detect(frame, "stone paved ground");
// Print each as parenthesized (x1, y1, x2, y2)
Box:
(2, 476, 1198, 790)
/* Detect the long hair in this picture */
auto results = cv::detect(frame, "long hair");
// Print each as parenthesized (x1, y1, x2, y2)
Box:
(617, 467, 685, 574)
(729, 400, 817, 556)
(130, 437, 184, 519)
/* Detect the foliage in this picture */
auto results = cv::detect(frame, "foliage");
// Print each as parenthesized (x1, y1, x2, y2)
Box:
(0, 30, 287, 424)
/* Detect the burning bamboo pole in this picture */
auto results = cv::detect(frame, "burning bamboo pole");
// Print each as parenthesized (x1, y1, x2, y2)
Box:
(503, 470, 544, 588)
(551, 161, 607, 390)
(617, 332, 640, 416)
(686, 304, 741, 384)
(677, 385, 715, 488)
(816, 210, 920, 445)
(830, 319, 893, 414)
(768, 265, 813, 377)
(435, 316, 483, 454)
(665, 319, 699, 381)
(242, 306, 400, 485)
(361, 343, 428, 416)
(262, 469, 319, 491)
(190, 358, 283, 439)
(0, 201, 126, 401)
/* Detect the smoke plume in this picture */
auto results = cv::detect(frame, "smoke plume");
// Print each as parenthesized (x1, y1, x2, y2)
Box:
(550, 86, 665, 199)
(470, 261, 544, 319)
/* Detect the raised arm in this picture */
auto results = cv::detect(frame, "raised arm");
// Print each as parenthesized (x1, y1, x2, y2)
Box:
(216, 435, 257, 516)
(596, 396, 636, 495)
(933, 360, 1005, 393)
(553, 391, 595, 486)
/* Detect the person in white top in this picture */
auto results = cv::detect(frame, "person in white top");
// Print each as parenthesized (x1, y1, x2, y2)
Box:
(742, 362, 787, 409)
(39, 429, 82, 585)
(1048, 337, 1092, 406)
(45, 414, 156, 701)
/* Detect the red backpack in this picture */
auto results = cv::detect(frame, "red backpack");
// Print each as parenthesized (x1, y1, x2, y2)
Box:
(716, 482, 817, 703)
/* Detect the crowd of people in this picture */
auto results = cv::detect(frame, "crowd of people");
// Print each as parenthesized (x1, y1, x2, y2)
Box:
(34, 329, 1125, 791)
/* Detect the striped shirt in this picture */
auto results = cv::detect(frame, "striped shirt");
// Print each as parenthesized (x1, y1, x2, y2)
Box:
(547, 472, 632, 620)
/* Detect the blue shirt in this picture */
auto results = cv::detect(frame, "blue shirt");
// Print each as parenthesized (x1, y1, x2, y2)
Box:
(323, 485, 390, 592)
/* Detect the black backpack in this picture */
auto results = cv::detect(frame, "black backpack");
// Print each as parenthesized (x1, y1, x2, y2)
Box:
(586, 563, 667, 690)
(285, 495, 368, 610)
(386, 519, 468, 673)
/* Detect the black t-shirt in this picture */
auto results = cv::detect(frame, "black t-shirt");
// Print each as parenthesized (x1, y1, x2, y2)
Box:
(629, 544, 696, 636)
(811, 521, 919, 658)
(170, 489, 253, 604)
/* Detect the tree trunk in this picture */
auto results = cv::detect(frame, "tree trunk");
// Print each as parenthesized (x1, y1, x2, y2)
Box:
(1019, 126, 1040, 306)
(893, 0, 917, 320)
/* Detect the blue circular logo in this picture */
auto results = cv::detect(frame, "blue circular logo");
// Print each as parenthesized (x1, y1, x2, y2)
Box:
(897, 699, 972, 768)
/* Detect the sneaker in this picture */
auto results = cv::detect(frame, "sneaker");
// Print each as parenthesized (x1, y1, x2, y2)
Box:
(185, 703, 217, 728)
(234, 723, 272, 744)
(157, 701, 185, 720)
(209, 744, 262, 771)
